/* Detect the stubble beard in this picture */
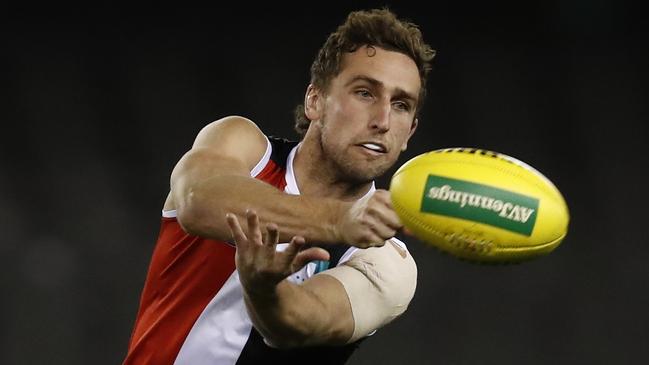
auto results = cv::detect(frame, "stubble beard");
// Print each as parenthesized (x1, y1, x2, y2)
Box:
(317, 117, 396, 185)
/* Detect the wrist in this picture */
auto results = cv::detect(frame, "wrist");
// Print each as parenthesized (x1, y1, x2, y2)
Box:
(242, 281, 307, 349)
(324, 199, 349, 244)
(242, 278, 280, 303)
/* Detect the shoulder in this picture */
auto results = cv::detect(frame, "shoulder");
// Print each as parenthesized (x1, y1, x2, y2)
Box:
(191, 115, 270, 172)
(194, 115, 267, 149)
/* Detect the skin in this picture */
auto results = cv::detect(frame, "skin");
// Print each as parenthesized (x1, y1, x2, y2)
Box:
(164, 45, 421, 348)
(298, 45, 420, 194)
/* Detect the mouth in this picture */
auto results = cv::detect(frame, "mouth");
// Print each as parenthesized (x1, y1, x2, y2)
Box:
(358, 142, 388, 154)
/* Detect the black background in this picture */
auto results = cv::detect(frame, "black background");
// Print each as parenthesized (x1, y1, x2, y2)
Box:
(3, 1, 648, 364)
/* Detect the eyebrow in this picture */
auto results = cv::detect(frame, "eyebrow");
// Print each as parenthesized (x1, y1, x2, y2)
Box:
(345, 75, 418, 104)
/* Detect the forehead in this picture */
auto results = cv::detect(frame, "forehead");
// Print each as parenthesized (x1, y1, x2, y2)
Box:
(334, 46, 421, 97)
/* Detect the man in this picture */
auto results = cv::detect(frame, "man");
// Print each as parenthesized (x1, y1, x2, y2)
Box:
(123, 8, 435, 365)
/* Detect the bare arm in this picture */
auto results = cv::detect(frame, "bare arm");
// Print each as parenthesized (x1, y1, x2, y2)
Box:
(227, 211, 353, 348)
(246, 275, 354, 348)
(227, 211, 416, 348)
(170, 116, 343, 243)
(170, 115, 403, 247)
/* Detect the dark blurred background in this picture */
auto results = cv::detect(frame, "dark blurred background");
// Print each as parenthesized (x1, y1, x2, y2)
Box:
(2, 1, 648, 364)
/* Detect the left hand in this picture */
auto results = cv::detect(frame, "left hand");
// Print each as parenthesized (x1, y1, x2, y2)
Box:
(226, 210, 330, 296)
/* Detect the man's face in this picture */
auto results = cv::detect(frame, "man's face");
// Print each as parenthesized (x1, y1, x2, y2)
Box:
(307, 45, 420, 183)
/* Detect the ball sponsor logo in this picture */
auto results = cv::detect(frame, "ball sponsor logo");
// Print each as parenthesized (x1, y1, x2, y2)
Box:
(421, 175, 539, 236)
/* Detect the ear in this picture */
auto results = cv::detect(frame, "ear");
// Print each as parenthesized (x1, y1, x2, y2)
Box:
(401, 118, 419, 151)
(304, 84, 322, 121)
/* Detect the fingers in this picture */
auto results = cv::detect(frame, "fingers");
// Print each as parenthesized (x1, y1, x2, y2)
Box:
(354, 207, 399, 245)
(293, 247, 330, 270)
(228, 210, 283, 249)
(231, 210, 279, 246)
(357, 238, 387, 249)
(265, 223, 279, 249)
(400, 226, 414, 236)
(282, 235, 306, 261)
(280, 236, 330, 272)
(372, 189, 394, 210)
(364, 190, 403, 242)
(369, 190, 402, 230)
(229, 211, 333, 283)
(372, 189, 391, 202)
(246, 209, 263, 243)
(226, 213, 248, 247)
(227, 210, 264, 247)
(232, 211, 331, 288)
(367, 213, 400, 239)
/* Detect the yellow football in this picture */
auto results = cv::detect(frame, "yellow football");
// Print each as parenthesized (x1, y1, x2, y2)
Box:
(390, 148, 569, 263)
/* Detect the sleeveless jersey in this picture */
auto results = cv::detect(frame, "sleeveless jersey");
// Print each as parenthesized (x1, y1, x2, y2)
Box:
(123, 136, 373, 365)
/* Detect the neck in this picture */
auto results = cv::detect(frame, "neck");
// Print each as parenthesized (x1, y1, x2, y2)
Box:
(292, 140, 374, 201)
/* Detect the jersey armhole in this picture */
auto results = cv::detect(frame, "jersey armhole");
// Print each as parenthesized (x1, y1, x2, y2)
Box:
(161, 135, 271, 218)
(250, 136, 272, 177)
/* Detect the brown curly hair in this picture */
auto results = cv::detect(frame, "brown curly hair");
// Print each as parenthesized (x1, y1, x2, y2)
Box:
(294, 8, 436, 138)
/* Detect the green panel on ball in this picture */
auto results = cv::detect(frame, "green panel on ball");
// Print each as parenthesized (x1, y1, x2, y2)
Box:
(420, 175, 539, 236)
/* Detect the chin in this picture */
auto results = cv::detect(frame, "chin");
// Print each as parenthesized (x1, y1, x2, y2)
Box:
(325, 142, 398, 182)
(346, 161, 393, 183)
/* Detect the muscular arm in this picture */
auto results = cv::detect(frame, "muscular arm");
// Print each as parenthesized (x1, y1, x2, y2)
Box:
(170, 116, 344, 244)
(252, 243, 417, 348)
(228, 212, 417, 349)
(170, 115, 402, 247)
(244, 274, 355, 348)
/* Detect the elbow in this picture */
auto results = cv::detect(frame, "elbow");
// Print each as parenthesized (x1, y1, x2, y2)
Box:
(175, 190, 223, 238)
(267, 328, 344, 349)
(262, 333, 307, 350)
(254, 316, 314, 350)
(176, 203, 203, 236)
(259, 319, 344, 349)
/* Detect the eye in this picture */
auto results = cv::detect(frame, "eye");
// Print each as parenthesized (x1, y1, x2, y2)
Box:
(355, 89, 373, 99)
(393, 101, 411, 112)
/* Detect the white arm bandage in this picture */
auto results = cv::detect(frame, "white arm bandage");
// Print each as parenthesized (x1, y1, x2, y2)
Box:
(319, 238, 417, 343)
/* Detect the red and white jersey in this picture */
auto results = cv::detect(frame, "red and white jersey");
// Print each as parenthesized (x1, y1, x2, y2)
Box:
(123, 136, 376, 365)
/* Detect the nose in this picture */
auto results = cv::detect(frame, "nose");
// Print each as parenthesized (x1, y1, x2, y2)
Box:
(369, 98, 391, 133)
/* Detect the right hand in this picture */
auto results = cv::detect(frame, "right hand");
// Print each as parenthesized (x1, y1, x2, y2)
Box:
(334, 189, 403, 248)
